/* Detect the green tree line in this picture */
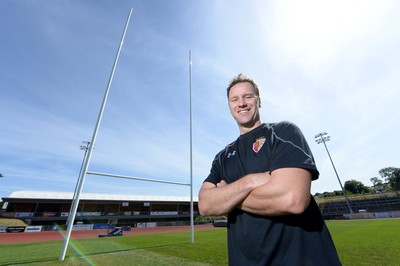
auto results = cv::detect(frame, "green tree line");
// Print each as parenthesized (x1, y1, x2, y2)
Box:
(315, 167, 400, 197)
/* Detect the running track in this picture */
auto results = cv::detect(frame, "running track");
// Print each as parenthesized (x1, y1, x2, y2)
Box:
(0, 224, 214, 244)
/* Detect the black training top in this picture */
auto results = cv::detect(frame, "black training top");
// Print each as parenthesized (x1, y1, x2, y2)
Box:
(204, 122, 341, 265)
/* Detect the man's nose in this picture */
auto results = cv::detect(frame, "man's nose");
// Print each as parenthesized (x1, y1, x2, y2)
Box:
(238, 97, 247, 106)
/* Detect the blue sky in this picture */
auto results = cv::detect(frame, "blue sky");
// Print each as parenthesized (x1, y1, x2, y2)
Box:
(1, 0, 399, 199)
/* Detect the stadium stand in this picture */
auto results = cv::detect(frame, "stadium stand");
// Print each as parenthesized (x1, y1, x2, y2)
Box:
(0, 191, 199, 229)
(2, 190, 400, 230)
(317, 192, 400, 219)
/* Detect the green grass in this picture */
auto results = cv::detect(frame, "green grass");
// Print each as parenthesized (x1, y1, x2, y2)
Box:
(1, 219, 399, 265)
(0, 229, 228, 266)
(328, 219, 400, 265)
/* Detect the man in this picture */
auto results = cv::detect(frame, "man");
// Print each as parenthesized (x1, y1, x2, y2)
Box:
(198, 74, 341, 265)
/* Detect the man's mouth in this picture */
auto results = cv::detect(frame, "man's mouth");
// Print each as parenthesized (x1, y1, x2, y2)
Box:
(238, 109, 249, 114)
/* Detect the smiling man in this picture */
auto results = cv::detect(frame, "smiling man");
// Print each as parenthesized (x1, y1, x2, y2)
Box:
(198, 74, 341, 265)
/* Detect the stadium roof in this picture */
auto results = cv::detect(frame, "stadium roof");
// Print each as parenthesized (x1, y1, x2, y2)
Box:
(3, 190, 198, 202)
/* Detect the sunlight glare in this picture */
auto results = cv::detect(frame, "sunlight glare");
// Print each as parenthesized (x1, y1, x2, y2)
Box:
(269, 0, 387, 67)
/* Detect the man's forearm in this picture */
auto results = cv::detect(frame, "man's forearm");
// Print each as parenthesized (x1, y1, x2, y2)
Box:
(238, 168, 312, 216)
(198, 173, 271, 216)
(238, 184, 292, 216)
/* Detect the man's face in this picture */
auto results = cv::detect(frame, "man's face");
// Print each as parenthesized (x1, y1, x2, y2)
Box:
(228, 82, 261, 132)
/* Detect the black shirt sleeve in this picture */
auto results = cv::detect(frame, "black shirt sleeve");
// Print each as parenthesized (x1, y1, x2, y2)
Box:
(204, 150, 224, 185)
(269, 121, 319, 180)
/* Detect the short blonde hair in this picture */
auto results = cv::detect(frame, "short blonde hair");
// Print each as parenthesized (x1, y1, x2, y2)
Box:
(226, 73, 260, 98)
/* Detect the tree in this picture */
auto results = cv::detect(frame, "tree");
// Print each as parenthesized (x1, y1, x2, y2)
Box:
(370, 176, 384, 193)
(370, 177, 383, 187)
(344, 179, 368, 194)
(379, 167, 400, 191)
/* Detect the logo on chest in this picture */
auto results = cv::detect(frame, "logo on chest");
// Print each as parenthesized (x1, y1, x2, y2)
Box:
(253, 137, 266, 153)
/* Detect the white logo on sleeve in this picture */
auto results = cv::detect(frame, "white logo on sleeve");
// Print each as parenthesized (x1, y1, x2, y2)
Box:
(227, 151, 237, 158)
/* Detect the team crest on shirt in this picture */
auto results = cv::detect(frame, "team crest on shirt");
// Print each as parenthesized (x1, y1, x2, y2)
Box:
(253, 137, 266, 153)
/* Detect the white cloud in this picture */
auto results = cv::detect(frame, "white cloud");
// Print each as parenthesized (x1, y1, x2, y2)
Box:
(269, 0, 392, 69)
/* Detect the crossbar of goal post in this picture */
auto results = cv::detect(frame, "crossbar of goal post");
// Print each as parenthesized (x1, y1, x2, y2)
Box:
(86, 171, 191, 186)
(85, 172, 194, 240)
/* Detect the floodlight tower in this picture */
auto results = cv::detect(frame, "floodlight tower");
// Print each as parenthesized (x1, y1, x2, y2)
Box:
(315, 132, 353, 214)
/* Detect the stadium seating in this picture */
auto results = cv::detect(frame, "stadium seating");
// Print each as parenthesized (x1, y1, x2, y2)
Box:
(317, 193, 400, 219)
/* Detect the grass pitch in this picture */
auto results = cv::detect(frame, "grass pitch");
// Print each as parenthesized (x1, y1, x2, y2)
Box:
(327, 219, 400, 265)
(0, 219, 399, 265)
